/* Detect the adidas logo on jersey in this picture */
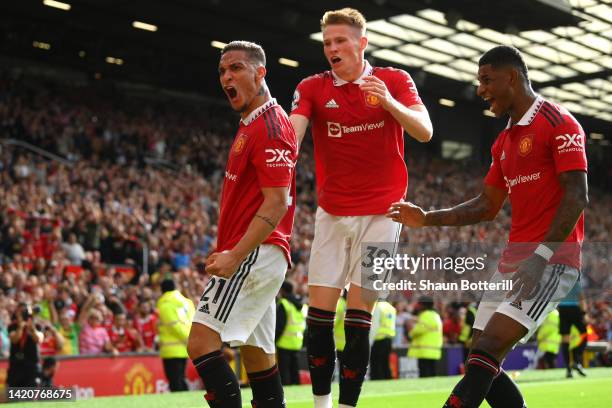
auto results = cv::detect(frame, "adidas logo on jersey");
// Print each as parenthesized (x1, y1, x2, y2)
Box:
(510, 299, 522, 310)
(199, 303, 210, 314)
(325, 99, 339, 109)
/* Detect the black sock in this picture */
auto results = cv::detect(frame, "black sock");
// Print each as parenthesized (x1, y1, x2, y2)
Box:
(561, 342, 571, 369)
(306, 307, 336, 396)
(573, 338, 586, 366)
(444, 349, 500, 408)
(339, 309, 372, 407)
(193, 350, 241, 408)
(485, 370, 526, 408)
(248, 365, 285, 408)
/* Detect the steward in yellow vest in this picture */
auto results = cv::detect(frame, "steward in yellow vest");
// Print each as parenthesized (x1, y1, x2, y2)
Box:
(370, 301, 397, 380)
(277, 298, 306, 351)
(537, 309, 561, 368)
(275, 281, 306, 385)
(408, 297, 442, 378)
(157, 279, 195, 391)
(458, 303, 477, 360)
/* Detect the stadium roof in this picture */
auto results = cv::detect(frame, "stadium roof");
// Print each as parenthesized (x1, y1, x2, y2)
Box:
(1, 0, 611, 130)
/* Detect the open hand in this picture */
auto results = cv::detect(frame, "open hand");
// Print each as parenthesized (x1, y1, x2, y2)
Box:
(506, 254, 548, 302)
(386, 201, 427, 227)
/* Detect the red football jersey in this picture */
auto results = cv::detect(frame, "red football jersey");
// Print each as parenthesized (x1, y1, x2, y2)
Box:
(291, 61, 423, 216)
(216, 99, 297, 263)
(133, 314, 157, 349)
(484, 97, 587, 270)
(108, 326, 138, 352)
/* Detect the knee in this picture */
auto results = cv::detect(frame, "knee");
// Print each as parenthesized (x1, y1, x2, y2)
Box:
(473, 332, 507, 360)
(187, 331, 217, 360)
(241, 347, 275, 372)
(186, 333, 202, 360)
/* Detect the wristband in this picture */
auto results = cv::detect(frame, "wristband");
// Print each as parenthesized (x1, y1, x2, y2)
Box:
(534, 244, 553, 261)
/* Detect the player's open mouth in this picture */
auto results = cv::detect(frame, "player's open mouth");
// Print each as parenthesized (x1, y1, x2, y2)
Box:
(484, 97, 496, 110)
(224, 86, 238, 101)
(331, 56, 342, 65)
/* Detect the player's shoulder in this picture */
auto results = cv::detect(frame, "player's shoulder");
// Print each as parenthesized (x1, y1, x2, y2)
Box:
(297, 71, 332, 88)
(372, 66, 412, 80)
(536, 98, 582, 132)
(251, 104, 294, 141)
(372, 65, 409, 75)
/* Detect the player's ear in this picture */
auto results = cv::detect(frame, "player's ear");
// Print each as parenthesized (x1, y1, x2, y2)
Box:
(508, 67, 520, 86)
(255, 65, 266, 83)
(360, 34, 368, 53)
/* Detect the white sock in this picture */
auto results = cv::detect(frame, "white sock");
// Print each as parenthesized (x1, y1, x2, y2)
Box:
(338, 404, 355, 408)
(314, 394, 332, 408)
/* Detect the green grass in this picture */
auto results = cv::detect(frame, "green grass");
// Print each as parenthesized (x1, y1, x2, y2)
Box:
(19, 367, 612, 407)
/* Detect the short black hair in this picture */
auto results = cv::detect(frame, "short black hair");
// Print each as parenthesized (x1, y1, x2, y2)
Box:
(221, 41, 266, 67)
(479, 45, 529, 81)
(281, 280, 294, 294)
(161, 279, 176, 293)
(418, 296, 435, 310)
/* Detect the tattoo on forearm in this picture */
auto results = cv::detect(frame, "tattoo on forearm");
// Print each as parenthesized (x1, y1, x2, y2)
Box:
(426, 196, 490, 226)
(256, 214, 277, 229)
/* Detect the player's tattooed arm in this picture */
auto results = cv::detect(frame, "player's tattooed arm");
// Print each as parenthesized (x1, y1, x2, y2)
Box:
(387, 185, 506, 227)
(206, 187, 289, 278)
(425, 196, 492, 226)
(230, 187, 289, 259)
(425, 185, 507, 226)
(255, 213, 279, 229)
(542, 171, 588, 250)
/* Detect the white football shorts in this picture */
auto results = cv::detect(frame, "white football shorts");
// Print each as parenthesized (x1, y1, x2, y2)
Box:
(474, 263, 579, 343)
(192, 244, 287, 354)
(308, 206, 402, 289)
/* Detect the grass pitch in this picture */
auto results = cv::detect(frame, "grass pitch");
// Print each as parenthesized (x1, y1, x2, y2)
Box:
(20, 367, 612, 407)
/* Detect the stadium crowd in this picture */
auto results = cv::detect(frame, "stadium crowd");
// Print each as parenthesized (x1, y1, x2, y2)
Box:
(0, 69, 610, 362)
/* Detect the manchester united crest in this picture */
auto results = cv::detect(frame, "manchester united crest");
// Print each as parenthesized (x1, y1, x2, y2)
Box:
(518, 134, 533, 156)
(365, 93, 381, 107)
(232, 134, 247, 155)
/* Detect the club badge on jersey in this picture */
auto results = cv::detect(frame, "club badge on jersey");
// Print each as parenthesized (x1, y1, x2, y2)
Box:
(364, 93, 381, 108)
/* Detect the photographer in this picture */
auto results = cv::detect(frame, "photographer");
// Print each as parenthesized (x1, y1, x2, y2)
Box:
(7, 303, 44, 387)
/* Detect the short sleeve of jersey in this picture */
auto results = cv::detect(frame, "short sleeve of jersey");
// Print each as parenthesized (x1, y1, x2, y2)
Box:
(290, 78, 314, 119)
(250, 131, 297, 188)
(550, 119, 588, 174)
(391, 69, 422, 107)
(484, 135, 507, 190)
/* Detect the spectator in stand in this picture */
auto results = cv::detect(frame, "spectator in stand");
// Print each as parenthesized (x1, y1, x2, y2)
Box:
(172, 241, 192, 271)
(77, 294, 118, 355)
(133, 299, 158, 352)
(62, 232, 86, 266)
(108, 310, 143, 353)
(39, 322, 65, 356)
(52, 309, 80, 355)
